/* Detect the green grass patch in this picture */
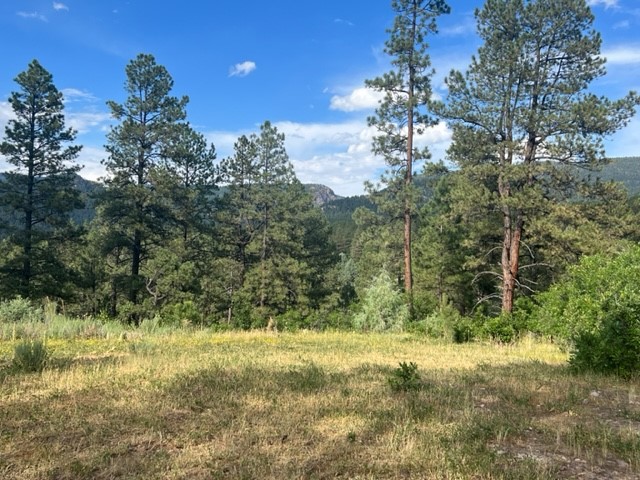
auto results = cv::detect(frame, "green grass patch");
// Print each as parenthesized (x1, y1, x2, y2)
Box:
(1, 331, 638, 479)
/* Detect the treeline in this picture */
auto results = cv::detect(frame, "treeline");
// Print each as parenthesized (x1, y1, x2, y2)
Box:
(1, 0, 639, 333)
(0, 56, 339, 326)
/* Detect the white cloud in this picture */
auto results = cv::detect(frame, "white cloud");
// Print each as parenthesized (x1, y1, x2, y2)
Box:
(67, 112, 112, 134)
(0, 100, 108, 178)
(603, 46, 640, 65)
(604, 116, 640, 159)
(0, 101, 14, 126)
(587, 0, 619, 7)
(207, 119, 453, 197)
(334, 18, 354, 27)
(53, 2, 69, 11)
(229, 61, 257, 78)
(76, 146, 108, 181)
(62, 88, 99, 103)
(17, 11, 48, 22)
(0, 102, 15, 171)
(329, 87, 384, 112)
(441, 16, 476, 37)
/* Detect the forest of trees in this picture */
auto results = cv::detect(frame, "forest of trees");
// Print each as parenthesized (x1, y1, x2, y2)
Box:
(1, 0, 639, 331)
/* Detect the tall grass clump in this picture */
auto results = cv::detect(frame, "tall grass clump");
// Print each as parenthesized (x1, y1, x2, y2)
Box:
(353, 271, 408, 332)
(12, 339, 49, 373)
(0, 297, 131, 340)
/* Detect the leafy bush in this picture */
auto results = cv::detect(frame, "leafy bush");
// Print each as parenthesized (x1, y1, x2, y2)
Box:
(479, 314, 518, 343)
(276, 309, 306, 331)
(160, 300, 202, 327)
(451, 316, 476, 343)
(422, 307, 455, 339)
(388, 361, 422, 392)
(0, 297, 42, 323)
(570, 301, 640, 378)
(533, 247, 640, 376)
(353, 271, 409, 332)
(12, 340, 49, 372)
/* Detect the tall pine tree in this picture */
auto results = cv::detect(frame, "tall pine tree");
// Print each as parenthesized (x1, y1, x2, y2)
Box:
(0, 60, 82, 300)
(438, 0, 638, 312)
(98, 53, 188, 316)
(365, 0, 450, 314)
(217, 122, 335, 325)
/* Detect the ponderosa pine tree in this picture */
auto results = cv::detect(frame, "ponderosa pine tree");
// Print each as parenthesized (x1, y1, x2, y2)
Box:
(160, 122, 217, 246)
(217, 121, 335, 325)
(438, 0, 639, 313)
(365, 0, 450, 314)
(99, 53, 188, 316)
(143, 123, 218, 311)
(0, 60, 82, 300)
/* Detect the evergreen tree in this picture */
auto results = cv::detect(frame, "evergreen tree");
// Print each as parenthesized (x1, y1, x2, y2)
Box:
(141, 123, 218, 312)
(160, 122, 217, 246)
(415, 167, 476, 314)
(217, 122, 335, 325)
(350, 191, 404, 297)
(437, 0, 639, 312)
(98, 53, 188, 316)
(0, 60, 82, 300)
(365, 0, 450, 313)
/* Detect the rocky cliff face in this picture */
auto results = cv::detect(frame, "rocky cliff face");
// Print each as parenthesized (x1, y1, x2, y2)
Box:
(304, 183, 344, 206)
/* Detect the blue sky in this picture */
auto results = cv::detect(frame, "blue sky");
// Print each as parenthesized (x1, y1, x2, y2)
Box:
(1, 0, 639, 196)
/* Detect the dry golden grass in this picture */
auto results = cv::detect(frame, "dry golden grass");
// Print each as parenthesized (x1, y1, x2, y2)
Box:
(1, 331, 639, 479)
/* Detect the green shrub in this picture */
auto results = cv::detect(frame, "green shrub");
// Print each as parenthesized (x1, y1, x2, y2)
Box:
(570, 301, 640, 378)
(451, 316, 476, 343)
(480, 314, 517, 343)
(0, 297, 42, 323)
(353, 271, 409, 332)
(388, 361, 422, 392)
(420, 302, 472, 341)
(12, 340, 49, 372)
(533, 246, 640, 376)
(276, 309, 306, 331)
(160, 300, 202, 327)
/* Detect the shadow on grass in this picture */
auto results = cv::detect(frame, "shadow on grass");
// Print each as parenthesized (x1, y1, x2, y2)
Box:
(2, 355, 639, 479)
(157, 359, 582, 478)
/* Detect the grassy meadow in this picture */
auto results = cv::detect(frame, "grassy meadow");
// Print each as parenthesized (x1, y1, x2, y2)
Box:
(1, 330, 640, 479)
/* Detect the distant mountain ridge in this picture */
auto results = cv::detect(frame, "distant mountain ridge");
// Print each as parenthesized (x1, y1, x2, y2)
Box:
(1, 157, 639, 228)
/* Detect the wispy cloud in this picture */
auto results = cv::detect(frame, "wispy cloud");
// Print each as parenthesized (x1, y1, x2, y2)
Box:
(62, 88, 99, 103)
(206, 119, 452, 197)
(17, 11, 48, 22)
(76, 146, 108, 181)
(66, 112, 112, 134)
(229, 61, 257, 78)
(0, 102, 15, 170)
(330, 87, 383, 112)
(603, 45, 640, 65)
(334, 18, 355, 27)
(614, 20, 630, 29)
(604, 117, 640, 159)
(53, 2, 69, 11)
(587, 0, 619, 8)
(441, 16, 476, 36)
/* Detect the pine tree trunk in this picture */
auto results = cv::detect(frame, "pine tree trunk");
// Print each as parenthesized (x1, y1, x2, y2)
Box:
(130, 229, 142, 304)
(501, 211, 523, 313)
(404, 88, 413, 296)
(23, 173, 33, 298)
(403, 4, 417, 315)
(259, 205, 268, 310)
